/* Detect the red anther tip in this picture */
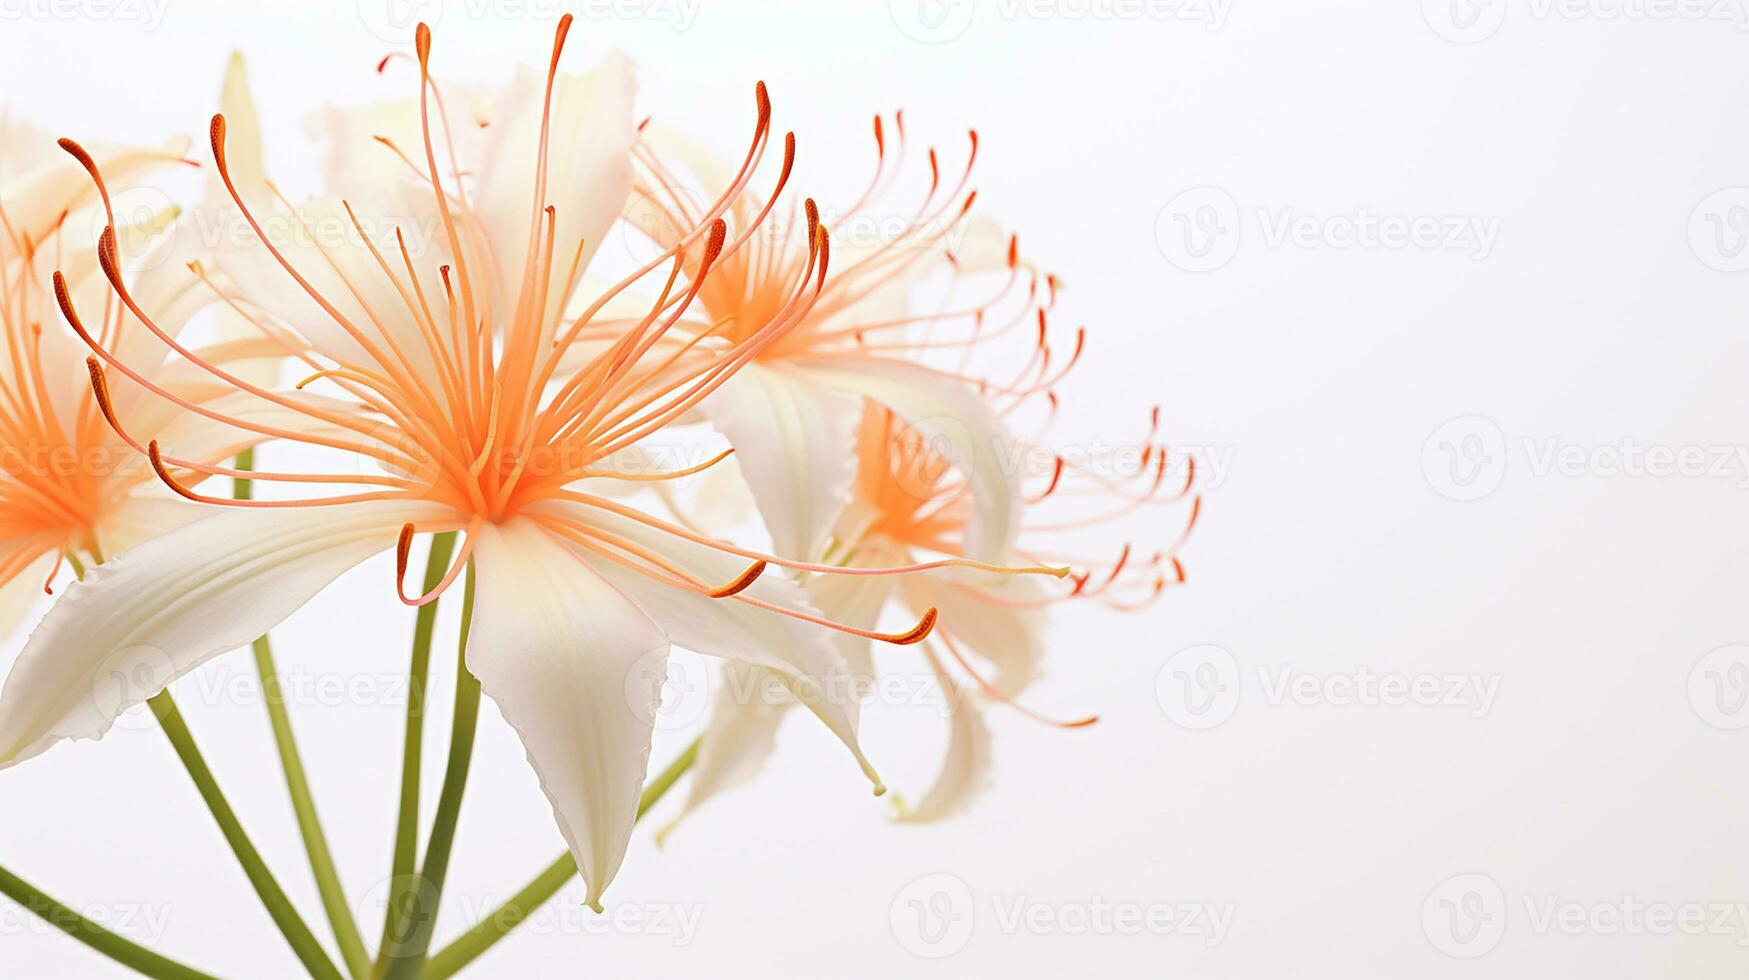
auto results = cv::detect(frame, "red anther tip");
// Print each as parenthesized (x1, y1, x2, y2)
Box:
(415, 22, 432, 62)
(709, 560, 767, 599)
(147, 441, 201, 503)
(816, 226, 831, 287)
(703, 219, 727, 265)
(376, 55, 392, 74)
(97, 227, 121, 282)
(209, 114, 228, 166)
(394, 524, 416, 602)
(1007, 235, 1018, 269)
(889, 607, 938, 646)
(755, 81, 770, 123)
(637, 116, 651, 132)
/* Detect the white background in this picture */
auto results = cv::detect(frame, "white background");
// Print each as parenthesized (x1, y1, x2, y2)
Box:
(4, 0, 1749, 976)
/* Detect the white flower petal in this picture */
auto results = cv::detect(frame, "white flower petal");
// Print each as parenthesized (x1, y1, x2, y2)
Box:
(90, 496, 208, 562)
(541, 501, 881, 789)
(894, 649, 992, 824)
(474, 54, 636, 327)
(0, 499, 444, 768)
(659, 662, 790, 842)
(902, 573, 1046, 697)
(796, 356, 1022, 562)
(0, 546, 54, 646)
(466, 517, 668, 911)
(702, 363, 862, 560)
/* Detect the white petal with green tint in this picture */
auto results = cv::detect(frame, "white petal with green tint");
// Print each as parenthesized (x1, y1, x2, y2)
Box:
(0, 499, 447, 769)
(466, 517, 668, 910)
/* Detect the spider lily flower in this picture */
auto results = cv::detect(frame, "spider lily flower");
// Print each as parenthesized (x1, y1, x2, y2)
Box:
(667, 401, 1197, 832)
(0, 20, 1060, 909)
(620, 116, 1077, 564)
(0, 115, 282, 640)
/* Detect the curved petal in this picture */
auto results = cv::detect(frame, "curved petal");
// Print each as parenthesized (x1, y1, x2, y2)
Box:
(0, 547, 54, 646)
(540, 501, 881, 790)
(804, 560, 897, 690)
(90, 495, 208, 562)
(0, 499, 445, 769)
(466, 517, 667, 911)
(795, 356, 1021, 563)
(702, 363, 862, 560)
(893, 648, 993, 824)
(901, 572, 1046, 697)
(658, 661, 790, 842)
(473, 54, 636, 327)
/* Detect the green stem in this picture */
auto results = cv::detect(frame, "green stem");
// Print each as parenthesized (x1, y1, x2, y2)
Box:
(0, 863, 219, 979)
(148, 692, 345, 980)
(373, 531, 457, 976)
(381, 563, 479, 980)
(235, 449, 372, 979)
(422, 738, 701, 980)
(251, 634, 371, 978)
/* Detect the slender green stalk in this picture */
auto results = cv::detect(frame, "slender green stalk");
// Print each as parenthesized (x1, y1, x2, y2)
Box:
(373, 531, 457, 976)
(0, 863, 219, 979)
(148, 692, 345, 980)
(381, 563, 479, 980)
(234, 449, 372, 979)
(422, 738, 701, 980)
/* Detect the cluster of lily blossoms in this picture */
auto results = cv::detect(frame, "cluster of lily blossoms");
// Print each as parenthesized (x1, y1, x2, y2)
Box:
(0, 18, 1195, 978)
